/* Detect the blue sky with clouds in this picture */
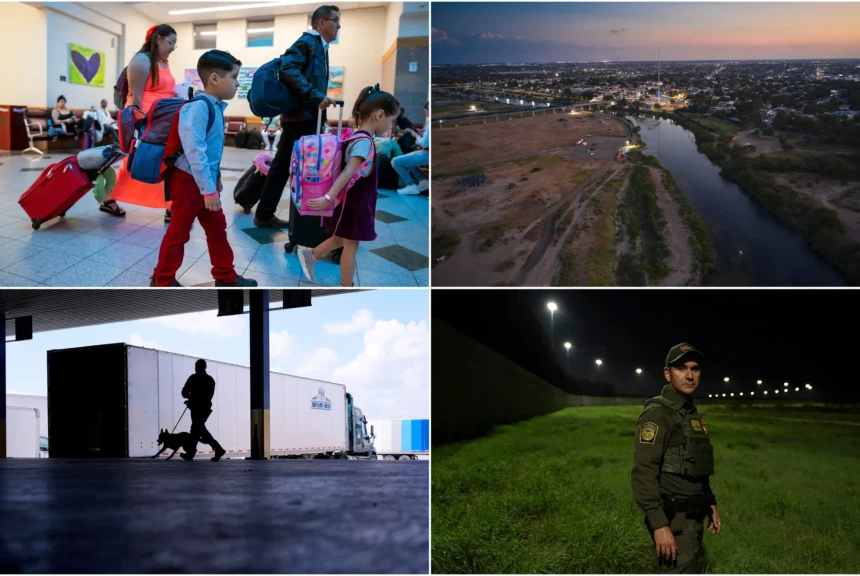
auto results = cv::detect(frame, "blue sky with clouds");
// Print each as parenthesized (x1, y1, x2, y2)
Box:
(6, 290, 429, 420)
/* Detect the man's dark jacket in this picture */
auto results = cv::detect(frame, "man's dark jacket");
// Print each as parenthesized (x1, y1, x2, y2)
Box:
(279, 32, 329, 123)
(182, 372, 216, 412)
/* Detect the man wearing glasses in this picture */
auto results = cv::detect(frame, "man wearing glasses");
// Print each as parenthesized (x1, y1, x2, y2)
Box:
(254, 5, 339, 229)
(632, 343, 722, 573)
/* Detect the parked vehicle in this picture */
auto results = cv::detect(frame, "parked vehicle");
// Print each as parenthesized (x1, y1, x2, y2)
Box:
(366, 419, 429, 460)
(6, 406, 40, 458)
(46, 344, 377, 460)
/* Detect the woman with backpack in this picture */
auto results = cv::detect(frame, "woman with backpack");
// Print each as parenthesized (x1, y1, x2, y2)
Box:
(107, 24, 177, 221)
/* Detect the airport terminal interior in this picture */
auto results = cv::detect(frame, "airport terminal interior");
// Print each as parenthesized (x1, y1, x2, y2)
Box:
(0, 1, 429, 287)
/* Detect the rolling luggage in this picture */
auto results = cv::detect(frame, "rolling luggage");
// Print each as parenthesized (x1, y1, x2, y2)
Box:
(19, 146, 124, 230)
(283, 102, 354, 263)
(233, 153, 273, 213)
(19, 156, 93, 230)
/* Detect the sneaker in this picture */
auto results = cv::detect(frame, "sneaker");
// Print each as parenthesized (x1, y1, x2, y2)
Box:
(215, 275, 258, 287)
(164, 209, 171, 223)
(418, 179, 430, 193)
(398, 184, 421, 196)
(211, 448, 227, 462)
(253, 214, 289, 228)
(297, 248, 317, 282)
(265, 146, 272, 151)
(149, 277, 183, 287)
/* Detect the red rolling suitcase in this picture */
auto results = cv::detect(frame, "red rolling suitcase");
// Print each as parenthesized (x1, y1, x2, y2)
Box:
(18, 156, 93, 230)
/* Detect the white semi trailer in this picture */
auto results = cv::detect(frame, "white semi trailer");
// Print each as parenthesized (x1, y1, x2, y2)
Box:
(46, 344, 376, 460)
(6, 406, 41, 458)
(366, 418, 430, 460)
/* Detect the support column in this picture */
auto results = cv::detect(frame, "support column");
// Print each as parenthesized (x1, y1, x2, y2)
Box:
(249, 291, 270, 460)
(1, 312, 6, 458)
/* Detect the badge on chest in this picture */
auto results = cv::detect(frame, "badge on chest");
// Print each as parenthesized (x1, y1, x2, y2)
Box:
(690, 418, 709, 434)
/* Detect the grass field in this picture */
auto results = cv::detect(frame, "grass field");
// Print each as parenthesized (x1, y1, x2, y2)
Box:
(432, 402, 860, 574)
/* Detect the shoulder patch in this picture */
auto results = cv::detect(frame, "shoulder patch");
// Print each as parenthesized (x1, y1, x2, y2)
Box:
(639, 422, 659, 444)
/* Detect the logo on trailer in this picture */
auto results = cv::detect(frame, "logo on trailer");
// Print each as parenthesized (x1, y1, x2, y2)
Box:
(311, 387, 331, 410)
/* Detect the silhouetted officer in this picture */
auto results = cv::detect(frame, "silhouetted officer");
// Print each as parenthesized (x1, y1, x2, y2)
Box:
(632, 343, 722, 573)
(181, 359, 226, 461)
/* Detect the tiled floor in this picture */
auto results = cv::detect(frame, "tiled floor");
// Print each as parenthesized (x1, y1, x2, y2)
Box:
(0, 148, 429, 287)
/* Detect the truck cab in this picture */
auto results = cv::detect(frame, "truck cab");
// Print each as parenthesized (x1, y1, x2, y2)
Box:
(346, 393, 376, 460)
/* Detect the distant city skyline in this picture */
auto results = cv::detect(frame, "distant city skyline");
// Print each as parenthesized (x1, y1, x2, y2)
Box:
(432, 2, 860, 64)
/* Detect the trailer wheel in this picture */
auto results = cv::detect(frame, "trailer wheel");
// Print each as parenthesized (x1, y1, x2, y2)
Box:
(397, 455, 411, 461)
(383, 455, 397, 461)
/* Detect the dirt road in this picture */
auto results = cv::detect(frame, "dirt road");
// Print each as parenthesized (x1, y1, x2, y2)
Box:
(649, 166, 694, 286)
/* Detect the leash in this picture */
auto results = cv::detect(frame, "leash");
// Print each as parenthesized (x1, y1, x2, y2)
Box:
(171, 405, 188, 434)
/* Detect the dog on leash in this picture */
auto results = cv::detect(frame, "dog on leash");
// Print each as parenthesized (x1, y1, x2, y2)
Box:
(152, 429, 198, 461)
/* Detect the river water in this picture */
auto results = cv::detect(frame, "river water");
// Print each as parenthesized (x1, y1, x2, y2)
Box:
(628, 116, 846, 286)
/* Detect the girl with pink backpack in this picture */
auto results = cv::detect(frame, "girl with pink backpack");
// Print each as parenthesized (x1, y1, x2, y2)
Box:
(297, 86, 401, 287)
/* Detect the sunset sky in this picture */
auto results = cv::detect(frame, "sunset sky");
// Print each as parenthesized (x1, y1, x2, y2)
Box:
(432, 3, 860, 64)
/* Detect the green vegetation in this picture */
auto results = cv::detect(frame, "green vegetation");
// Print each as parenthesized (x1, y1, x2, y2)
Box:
(432, 404, 860, 574)
(477, 225, 507, 252)
(432, 234, 461, 266)
(585, 175, 621, 286)
(552, 201, 574, 246)
(616, 165, 670, 283)
(553, 252, 577, 286)
(687, 113, 742, 134)
(493, 258, 517, 273)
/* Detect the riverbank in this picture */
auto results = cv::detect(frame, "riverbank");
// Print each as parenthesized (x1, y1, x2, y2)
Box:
(638, 111, 858, 284)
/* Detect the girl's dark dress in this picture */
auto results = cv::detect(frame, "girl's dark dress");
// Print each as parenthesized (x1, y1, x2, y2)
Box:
(325, 130, 378, 242)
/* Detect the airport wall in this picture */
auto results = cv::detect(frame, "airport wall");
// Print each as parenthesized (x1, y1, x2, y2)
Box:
(168, 6, 389, 120)
(432, 320, 647, 446)
(0, 3, 48, 107)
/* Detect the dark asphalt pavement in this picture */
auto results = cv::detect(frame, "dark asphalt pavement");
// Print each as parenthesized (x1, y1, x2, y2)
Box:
(0, 459, 429, 574)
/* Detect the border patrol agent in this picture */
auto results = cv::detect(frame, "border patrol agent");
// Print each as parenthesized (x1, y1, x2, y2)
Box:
(632, 343, 722, 573)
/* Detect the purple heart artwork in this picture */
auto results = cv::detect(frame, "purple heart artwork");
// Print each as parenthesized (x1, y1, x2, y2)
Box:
(71, 50, 101, 84)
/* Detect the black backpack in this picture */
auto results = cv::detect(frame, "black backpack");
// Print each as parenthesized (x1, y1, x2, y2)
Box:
(245, 130, 264, 150)
(234, 130, 250, 149)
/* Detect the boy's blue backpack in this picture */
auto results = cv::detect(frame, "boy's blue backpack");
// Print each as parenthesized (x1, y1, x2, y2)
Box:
(118, 94, 217, 185)
(249, 43, 315, 118)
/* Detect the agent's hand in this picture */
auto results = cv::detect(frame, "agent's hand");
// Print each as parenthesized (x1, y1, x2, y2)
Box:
(204, 192, 221, 212)
(707, 505, 721, 535)
(653, 526, 677, 562)
(307, 196, 332, 210)
(319, 97, 334, 110)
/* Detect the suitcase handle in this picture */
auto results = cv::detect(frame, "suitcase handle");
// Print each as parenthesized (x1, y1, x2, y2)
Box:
(317, 99, 346, 136)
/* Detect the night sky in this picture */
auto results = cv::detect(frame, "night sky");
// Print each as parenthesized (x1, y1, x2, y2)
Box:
(432, 2, 860, 64)
(433, 290, 860, 403)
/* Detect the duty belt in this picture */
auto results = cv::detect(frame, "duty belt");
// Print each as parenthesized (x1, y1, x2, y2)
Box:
(663, 495, 708, 521)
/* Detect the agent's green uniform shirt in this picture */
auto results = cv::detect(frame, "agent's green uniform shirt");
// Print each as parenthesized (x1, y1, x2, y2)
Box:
(632, 385, 717, 530)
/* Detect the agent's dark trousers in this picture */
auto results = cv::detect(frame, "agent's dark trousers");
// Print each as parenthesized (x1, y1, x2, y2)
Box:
(189, 408, 224, 455)
(255, 119, 318, 220)
(651, 514, 704, 574)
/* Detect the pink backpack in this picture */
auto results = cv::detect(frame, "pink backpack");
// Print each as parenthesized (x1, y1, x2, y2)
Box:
(289, 106, 374, 218)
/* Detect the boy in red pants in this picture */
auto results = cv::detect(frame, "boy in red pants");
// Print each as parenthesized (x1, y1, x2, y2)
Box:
(151, 50, 257, 287)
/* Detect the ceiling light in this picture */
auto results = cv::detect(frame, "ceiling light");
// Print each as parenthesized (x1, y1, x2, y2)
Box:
(247, 28, 275, 33)
(169, 0, 319, 17)
(199, 31, 218, 36)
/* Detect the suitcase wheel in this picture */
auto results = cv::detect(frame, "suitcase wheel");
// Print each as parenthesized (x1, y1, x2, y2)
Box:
(59, 212, 66, 217)
(31, 219, 42, 230)
(332, 252, 341, 265)
(243, 206, 251, 215)
(284, 243, 295, 254)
